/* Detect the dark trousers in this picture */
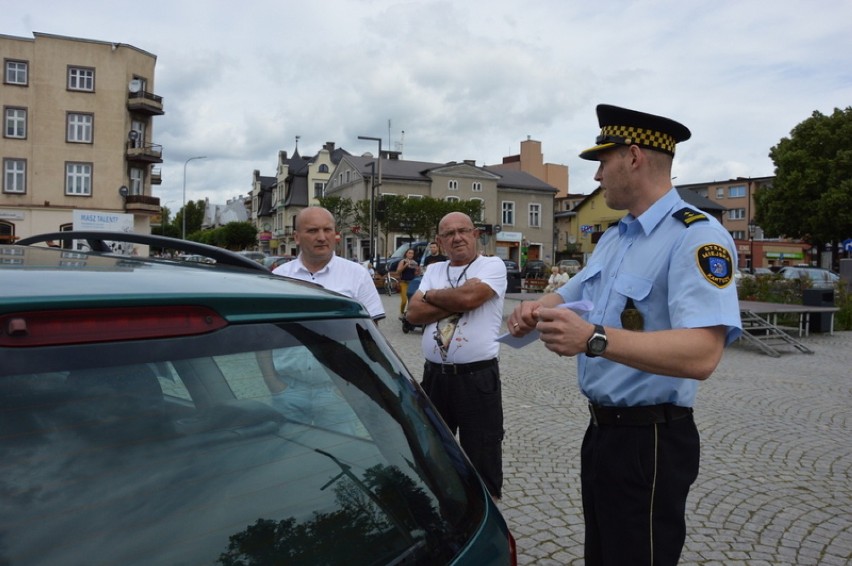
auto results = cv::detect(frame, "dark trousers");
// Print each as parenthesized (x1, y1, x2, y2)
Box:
(581, 415, 700, 566)
(421, 361, 504, 498)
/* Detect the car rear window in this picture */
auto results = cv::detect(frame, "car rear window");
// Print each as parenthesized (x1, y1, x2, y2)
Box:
(0, 319, 485, 565)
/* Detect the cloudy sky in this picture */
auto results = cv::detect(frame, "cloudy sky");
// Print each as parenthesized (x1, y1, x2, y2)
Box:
(7, 0, 852, 209)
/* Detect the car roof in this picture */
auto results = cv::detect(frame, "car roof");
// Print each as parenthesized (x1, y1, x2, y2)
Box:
(0, 245, 369, 322)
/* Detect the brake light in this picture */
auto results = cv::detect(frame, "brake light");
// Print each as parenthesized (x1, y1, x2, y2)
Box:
(0, 306, 227, 347)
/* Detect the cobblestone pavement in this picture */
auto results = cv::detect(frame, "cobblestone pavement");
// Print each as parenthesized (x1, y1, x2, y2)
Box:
(378, 293, 852, 565)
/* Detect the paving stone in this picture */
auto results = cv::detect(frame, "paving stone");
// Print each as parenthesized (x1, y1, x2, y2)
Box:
(378, 294, 852, 564)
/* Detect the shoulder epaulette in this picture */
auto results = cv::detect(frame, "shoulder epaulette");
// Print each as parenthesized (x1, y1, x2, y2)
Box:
(672, 207, 708, 227)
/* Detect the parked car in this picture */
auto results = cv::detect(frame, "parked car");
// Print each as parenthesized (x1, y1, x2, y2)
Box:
(777, 266, 840, 289)
(238, 250, 267, 263)
(556, 259, 582, 275)
(503, 259, 522, 293)
(262, 255, 294, 271)
(521, 259, 548, 279)
(3, 231, 516, 566)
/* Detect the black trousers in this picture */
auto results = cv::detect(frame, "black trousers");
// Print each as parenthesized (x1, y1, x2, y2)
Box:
(421, 361, 504, 498)
(581, 414, 700, 566)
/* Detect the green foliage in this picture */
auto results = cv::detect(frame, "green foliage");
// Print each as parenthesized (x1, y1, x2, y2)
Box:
(758, 107, 852, 262)
(171, 199, 206, 237)
(187, 222, 257, 250)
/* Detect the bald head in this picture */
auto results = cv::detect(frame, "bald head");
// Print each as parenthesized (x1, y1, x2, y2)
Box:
(295, 207, 335, 231)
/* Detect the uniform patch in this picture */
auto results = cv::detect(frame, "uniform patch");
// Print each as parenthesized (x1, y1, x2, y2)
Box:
(696, 244, 733, 288)
(672, 207, 708, 226)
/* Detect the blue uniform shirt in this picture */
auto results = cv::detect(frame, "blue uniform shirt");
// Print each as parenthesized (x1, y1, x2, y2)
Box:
(558, 188, 742, 407)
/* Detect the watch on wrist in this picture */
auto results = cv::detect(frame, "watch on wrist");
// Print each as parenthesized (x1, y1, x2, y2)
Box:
(586, 324, 607, 358)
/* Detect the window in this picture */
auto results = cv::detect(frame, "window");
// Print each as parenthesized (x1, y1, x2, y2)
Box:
(345, 170, 351, 183)
(728, 185, 746, 198)
(470, 198, 484, 222)
(445, 196, 459, 203)
(715, 188, 725, 199)
(4, 107, 27, 138)
(730, 230, 746, 240)
(448, 180, 458, 191)
(472, 181, 482, 192)
(3, 159, 26, 194)
(501, 201, 515, 225)
(408, 194, 423, 200)
(4, 60, 28, 85)
(728, 208, 746, 220)
(68, 67, 95, 91)
(129, 168, 144, 195)
(528, 203, 541, 228)
(66, 162, 92, 196)
(314, 182, 325, 198)
(67, 113, 93, 143)
(318, 164, 329, 173)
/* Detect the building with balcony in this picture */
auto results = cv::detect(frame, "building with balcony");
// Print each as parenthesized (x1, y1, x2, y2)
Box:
(251, 141, 349, 255)
(1, 32, 164, 244)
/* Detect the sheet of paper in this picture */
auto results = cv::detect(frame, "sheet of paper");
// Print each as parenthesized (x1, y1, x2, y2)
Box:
(497, 300, 595, 349)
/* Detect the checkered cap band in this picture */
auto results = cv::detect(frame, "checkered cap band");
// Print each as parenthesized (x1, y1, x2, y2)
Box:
(598, 125, 677, 154)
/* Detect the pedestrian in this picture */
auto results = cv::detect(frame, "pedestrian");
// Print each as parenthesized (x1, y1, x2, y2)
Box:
(259, 206, 385, 433)
(508, 104, 742, 565)
(395, 248, 421, 315)
(422, 241, 447, 270)
(405, 212, 508, 500)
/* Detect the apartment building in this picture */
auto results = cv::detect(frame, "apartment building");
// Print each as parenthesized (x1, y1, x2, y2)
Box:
(325, 152, 558, 264)
(1, 32, 163, 244)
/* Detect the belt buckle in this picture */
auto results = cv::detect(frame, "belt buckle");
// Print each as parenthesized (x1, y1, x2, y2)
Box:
(441, 363, 457, 374)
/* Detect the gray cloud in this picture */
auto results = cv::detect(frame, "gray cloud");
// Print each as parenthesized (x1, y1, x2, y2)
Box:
(8, 0, 852, 208)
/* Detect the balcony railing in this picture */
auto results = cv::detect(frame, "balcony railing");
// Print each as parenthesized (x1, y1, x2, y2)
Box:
(127, 90, 165, 116)
(126, 142, 163, 164)
(150, 166, 162, 185)
(124, 194, 161, 215)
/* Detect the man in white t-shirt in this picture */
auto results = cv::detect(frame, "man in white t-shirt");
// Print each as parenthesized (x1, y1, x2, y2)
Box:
(405, 212, 507, 499)
(260, 207, 384, 433)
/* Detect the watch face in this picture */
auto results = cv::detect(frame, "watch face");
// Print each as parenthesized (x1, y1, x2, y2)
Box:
(589, 336, 606, 355)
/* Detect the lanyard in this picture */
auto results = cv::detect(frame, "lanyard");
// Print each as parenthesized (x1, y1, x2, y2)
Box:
(446, 256, 477, 288)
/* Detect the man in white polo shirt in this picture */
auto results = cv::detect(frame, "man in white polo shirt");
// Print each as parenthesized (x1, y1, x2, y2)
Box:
(260, 206, 384, 433)
(272, 206, 384, 321)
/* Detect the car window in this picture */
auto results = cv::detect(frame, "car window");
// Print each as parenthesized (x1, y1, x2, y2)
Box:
(1, 319, 484, 565)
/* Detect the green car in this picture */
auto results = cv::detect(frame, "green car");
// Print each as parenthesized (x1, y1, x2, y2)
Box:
(1, 232, 516, 566)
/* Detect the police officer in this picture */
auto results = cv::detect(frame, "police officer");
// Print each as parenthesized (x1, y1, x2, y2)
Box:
(508, 104, 742, 565)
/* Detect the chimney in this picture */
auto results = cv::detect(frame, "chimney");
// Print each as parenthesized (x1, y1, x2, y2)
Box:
(324, 142, 335, 152)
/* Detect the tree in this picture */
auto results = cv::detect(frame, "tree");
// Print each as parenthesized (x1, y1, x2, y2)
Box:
(757, 107, 852, 266)
(171, 199, 206, 237)
(221, 221, 259, 250)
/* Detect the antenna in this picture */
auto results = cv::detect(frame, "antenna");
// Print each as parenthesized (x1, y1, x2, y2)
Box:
(388, 119, 392, 152)
(295, 135, 300, 152)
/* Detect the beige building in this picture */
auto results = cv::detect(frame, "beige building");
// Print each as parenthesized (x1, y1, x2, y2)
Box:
(1, 32, 163, 245)
(325, 153, 558, 264)
(491, 137, 569, 197)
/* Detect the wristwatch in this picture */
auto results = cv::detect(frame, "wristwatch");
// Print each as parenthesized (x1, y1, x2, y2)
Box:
(586, 324, 607, 358)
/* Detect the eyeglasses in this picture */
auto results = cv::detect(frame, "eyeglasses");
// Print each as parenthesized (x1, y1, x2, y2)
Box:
(438, 227, 475, 239)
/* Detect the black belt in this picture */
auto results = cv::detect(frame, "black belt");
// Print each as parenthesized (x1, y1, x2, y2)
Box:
(426, 358, 498, 375)
(589, 403, 692, 426)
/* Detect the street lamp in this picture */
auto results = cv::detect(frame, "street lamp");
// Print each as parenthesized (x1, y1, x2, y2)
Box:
(358, 136, 382, 259)
(182, 156, 207, 239)
(748, 218, 757, 271)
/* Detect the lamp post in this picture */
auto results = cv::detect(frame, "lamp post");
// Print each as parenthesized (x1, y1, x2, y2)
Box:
(748, 218, 757, 271)
(358, 136, 382, 259)
(182, 156, 207, 239)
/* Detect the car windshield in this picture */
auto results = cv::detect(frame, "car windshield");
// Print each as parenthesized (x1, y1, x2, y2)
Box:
(1, 319, 483, 565)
